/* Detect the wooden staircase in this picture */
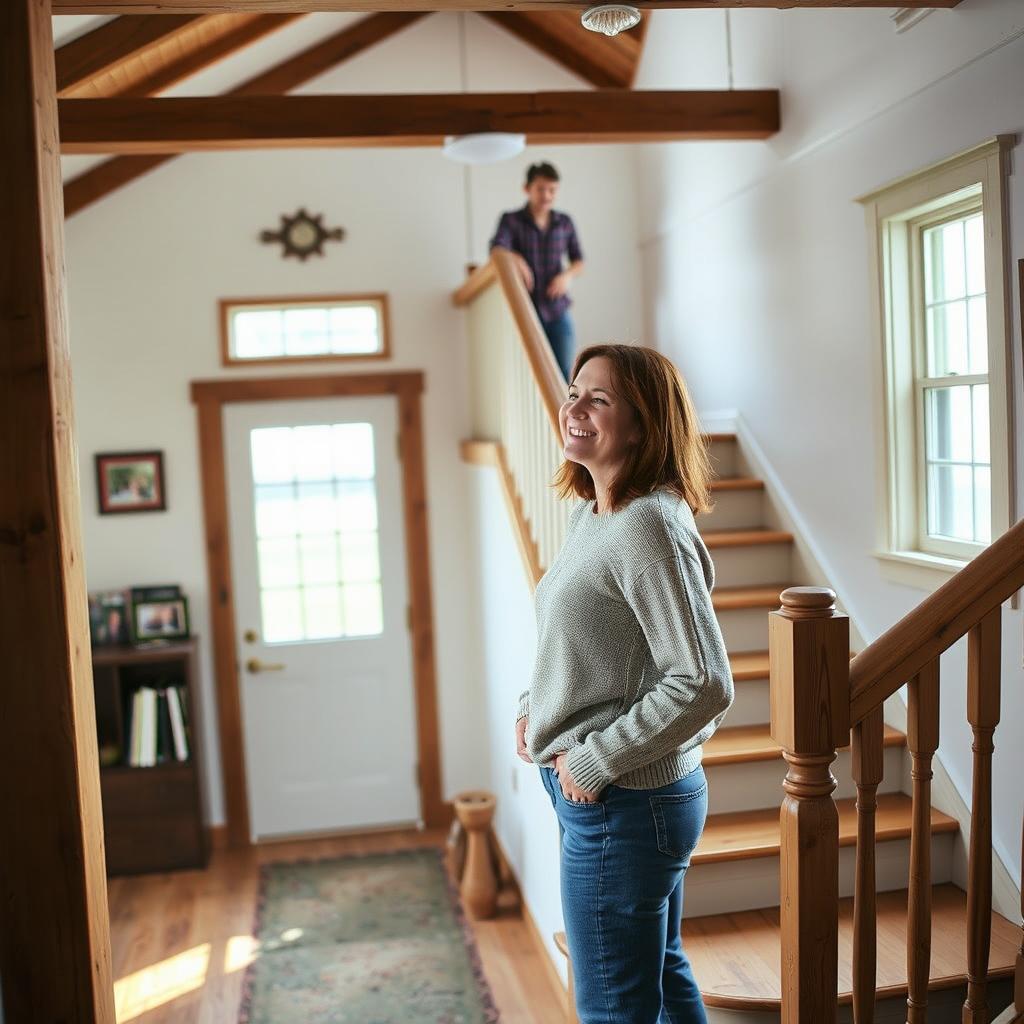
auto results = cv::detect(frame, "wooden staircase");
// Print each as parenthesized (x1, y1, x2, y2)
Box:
(455, 252, 1023, 1022)
(678, 433, 1018, 1016)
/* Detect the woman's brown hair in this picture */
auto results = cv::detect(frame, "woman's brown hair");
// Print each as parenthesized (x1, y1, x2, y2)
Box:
(552, 344, 715, 515)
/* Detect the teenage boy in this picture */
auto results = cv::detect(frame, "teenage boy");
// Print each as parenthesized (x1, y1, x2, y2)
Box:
(489, 162, 585, 381)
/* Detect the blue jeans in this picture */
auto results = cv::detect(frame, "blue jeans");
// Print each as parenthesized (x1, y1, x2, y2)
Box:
(539, 763, 709, 1024)
(540, 310, 576, 382)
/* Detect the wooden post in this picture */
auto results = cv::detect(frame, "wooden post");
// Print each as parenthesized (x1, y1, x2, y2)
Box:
(852, 705, 884, 1024)
(964, 606, 1001, 1024)
(907, 659, 940, 1024)
(0, 1, 115, 1021)
(770, 587, 850, 1024)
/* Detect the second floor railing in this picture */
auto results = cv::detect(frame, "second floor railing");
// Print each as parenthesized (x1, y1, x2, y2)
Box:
(454, 249, 570, 582)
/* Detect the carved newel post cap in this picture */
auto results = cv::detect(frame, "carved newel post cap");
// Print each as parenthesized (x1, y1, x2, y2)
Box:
(779, 586, 837, 618)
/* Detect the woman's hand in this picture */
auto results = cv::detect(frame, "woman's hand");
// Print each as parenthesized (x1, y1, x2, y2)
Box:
(515, 717, 533, 764)
(552, 751, 603, 803)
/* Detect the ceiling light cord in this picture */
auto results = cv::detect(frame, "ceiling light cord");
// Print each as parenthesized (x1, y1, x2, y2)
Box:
(725, 11, 735, 90)
(457, 13, 474, 265)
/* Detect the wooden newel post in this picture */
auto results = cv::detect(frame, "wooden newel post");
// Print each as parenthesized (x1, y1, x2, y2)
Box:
(770, 586, 850, 1024)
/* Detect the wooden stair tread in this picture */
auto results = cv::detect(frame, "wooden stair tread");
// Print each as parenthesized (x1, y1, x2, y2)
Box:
(710, 476, 764, 492)
(703, 432, 736, 444)
(728, 648, 857, 681)
(701, 528, 793, 548)
(703, 722, 904, 766)
(683, 884, 1018, 1010)
(693, 792, 958, 864)
(729, 650, 770, 681)
(713, 584, 790, 610)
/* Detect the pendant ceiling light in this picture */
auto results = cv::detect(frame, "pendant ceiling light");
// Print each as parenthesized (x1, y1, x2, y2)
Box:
(442, 13, 526, 165)
(442, 132, 526, 165)
(580, 3, 641, 37)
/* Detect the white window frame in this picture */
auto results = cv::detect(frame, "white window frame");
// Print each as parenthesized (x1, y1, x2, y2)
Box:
(858, 136, 1016, 593)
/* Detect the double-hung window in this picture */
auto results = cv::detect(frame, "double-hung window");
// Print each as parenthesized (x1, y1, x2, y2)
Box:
(859, 137, 1015, 590)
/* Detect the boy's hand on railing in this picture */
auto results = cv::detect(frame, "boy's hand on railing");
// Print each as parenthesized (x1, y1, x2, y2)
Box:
(515, 716, 533, 763)
(515, 254, 534, 291)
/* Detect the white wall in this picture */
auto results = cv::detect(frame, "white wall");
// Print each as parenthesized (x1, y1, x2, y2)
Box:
(466, 468, 569, 986)
(64, 11, 643, 827)
(634, 1, 1024, 888)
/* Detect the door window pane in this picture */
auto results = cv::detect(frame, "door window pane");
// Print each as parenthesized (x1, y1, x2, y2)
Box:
(250, 422, 385, 642)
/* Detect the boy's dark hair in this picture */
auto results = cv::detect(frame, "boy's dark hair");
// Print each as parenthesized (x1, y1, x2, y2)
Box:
(525, 162, 560, 185)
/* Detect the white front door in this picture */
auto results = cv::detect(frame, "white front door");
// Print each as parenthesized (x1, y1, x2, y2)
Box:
(224, 394, 420, 841)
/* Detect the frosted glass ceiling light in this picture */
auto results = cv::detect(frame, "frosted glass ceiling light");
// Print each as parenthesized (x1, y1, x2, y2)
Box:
(442, 133, 527, 165)
(581, 3, 641, 37)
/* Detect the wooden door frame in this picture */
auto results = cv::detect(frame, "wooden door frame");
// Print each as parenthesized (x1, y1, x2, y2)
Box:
(190, 370, 447, 847)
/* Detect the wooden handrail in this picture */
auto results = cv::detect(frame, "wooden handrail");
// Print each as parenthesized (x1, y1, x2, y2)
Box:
(452, 249, 566, 436)
(452, 260, 496, 307)
(849, 517, 1024, 725)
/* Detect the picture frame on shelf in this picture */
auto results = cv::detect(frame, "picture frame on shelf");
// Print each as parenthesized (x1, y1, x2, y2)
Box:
(130, 594, 190, 644)
(88, 589, 131, 647)
(95, 450, 166, 515)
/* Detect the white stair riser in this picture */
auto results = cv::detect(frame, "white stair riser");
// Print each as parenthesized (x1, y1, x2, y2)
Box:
(721, 679, 770, 727)
(683, 832, 955, 918)
(709, 545, 792, 588)
(717, 606, 778, 652)
(708, 440, 738, 478)
(704, 746, 905, 814)
(703, 489, 765, 532)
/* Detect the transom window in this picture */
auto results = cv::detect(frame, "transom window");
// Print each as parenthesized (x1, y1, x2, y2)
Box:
(220, 295, 389, 366)
(250, 422, 383, 643)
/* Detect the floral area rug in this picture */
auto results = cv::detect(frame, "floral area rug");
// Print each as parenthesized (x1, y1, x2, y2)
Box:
(238, 847, 501, 1024)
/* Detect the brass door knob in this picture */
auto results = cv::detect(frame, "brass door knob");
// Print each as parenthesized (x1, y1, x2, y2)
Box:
(245, 658, 285, 673)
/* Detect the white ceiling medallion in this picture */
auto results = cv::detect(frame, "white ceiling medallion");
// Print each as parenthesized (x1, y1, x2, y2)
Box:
(442, 133, 527, 165)
(891, 8, 934, 33)
(581, 3, 642, 37)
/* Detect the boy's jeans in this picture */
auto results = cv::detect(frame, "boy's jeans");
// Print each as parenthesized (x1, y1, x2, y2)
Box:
(539, 763, 710, 1024)
(540, 310, 576, 382)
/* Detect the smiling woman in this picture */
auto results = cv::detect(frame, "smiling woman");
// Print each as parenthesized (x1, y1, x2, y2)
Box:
(514, 343, 733, 1023)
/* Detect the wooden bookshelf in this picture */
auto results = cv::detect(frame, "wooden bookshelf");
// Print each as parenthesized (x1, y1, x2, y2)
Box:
(92, 638, 209, 876)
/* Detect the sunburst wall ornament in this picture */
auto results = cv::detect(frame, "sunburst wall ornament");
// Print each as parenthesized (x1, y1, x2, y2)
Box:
(259, 208, 346, 261)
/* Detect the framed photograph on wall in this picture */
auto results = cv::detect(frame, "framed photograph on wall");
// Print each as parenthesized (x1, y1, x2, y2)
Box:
(95, 450, 166, 514)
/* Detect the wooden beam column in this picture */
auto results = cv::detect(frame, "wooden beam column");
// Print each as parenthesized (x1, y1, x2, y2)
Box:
(0, 2, 115, 1021)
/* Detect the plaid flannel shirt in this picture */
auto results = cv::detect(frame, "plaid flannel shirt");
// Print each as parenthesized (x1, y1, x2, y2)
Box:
(489, 204, 583, 322)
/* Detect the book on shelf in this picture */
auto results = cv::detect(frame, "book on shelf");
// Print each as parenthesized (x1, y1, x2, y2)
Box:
(125, 684, 190, 767)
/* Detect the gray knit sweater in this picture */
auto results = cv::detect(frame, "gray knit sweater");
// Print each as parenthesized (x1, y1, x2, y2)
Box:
(517, 486, 734, 792)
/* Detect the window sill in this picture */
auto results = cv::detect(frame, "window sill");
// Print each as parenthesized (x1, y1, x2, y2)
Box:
(873, 549, 968, 592)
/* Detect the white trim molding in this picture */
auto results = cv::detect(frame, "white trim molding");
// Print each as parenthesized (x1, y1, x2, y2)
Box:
(858, 135, 1018, 596)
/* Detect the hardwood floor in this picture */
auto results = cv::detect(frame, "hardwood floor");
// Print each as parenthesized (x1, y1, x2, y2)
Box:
(106, 827, 567, 1023)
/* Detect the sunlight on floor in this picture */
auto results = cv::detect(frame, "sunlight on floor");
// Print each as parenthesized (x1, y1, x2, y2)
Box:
(114, 943, 211, 1022)
(224, 934, 259, 973)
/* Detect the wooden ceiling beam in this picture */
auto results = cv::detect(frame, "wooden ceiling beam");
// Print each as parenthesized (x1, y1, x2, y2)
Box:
(51, 0, 964, 11)
(57, 13, 306, 98)
(57, 15, 202, 93)
(63, 11, 428, 215)
(59, 89, 780, 153)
